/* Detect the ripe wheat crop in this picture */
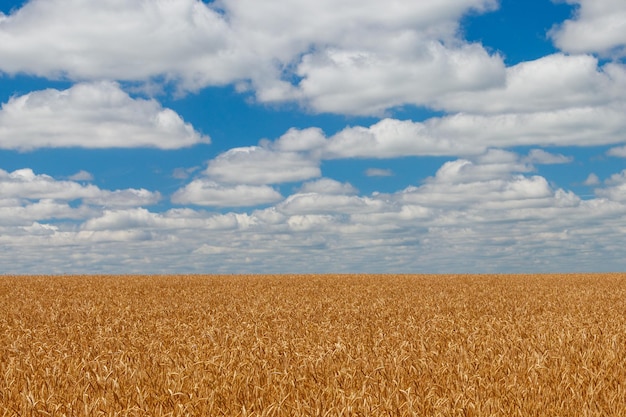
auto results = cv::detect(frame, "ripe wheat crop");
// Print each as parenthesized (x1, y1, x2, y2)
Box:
(1, 274, 625, 416)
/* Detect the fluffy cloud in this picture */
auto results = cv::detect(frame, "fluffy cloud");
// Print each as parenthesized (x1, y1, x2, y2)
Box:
(549, 0, 626, 57)
(402, 173, 559, 212)
(278, 193, 386, 216)
(80, 208, 159, 232)
(0, 199, 91, 226)
(0, 167, 160, 230)
(285, 41, 504, 115)
(272, 127, 327, 153)
(171, 179, 282, 207)
(3, 0, 623, 118)
(595, 170, 626, 202)
(435, 54, 626, 114)
(0, 0, 504, 115)
(67, 170, 94, 181)
(317, 104, 626, 159)
(524, 149, 573, 165)
(298, 178, 358, 195)
(224, 0, 504, 114)
(4, 1, 626, 274)
(4, 157, 626, 274)
(205, 146, 320, 184)
(583, 173, 601, 186)
(607, 146, 626, 157)
(0, 0, 234, 89)
(0, 168, 160, 206)
(391, 155, 556, 211)
(0, 81, 209, 150)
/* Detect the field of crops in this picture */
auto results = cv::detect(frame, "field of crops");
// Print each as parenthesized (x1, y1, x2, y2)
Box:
(1, 274, 625, 416)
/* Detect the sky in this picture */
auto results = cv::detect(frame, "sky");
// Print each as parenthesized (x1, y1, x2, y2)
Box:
(1, 0, 626, 274)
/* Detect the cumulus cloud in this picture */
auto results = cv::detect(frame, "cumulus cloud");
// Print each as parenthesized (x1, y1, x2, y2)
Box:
(0, 0, 234, 89)
(171, 179, 282, 207)
(288, 41, 504, 115)
(272, 127, 327, 153)
(0, 199, 91, 226)
(316, 105, 626, 159)
(81, 208, 158, 232)
(67, 170, 94, 181)
(595, 170, 626, 202)
(224, 0, 504, 114)
(0, 81, 209, 150)
(549, 0, 626, 57)
(399, 164, 558, 210)
(0, 167, 161, 231)
(4, 159, 626, 274)
(435, 54, 626, 114)
(0, 168, 160, 206)
(583, 173, 600, 186)
(278, 193, 386, 215)
(525, 149, 573, 165)
(4, 1, 626, 274)
(0, 0, 504, 115)
(298, 178, 358, 195)
(205, 146, 320, 184)
(322, 118, 465, 158)
(607, 146, 626, 157)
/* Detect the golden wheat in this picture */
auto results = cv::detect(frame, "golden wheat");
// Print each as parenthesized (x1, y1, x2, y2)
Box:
(1, 274, 625, 416)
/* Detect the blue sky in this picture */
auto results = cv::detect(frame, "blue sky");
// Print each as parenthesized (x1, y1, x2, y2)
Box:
(1, 0, 626, 274)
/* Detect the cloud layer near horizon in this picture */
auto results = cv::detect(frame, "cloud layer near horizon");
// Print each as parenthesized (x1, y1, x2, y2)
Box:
(2, 158, 626, 274)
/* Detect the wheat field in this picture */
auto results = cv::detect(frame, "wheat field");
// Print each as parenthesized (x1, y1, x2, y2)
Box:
(1, 274, 625, 416)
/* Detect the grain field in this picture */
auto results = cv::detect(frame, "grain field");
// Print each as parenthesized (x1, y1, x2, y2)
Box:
(1, 274, 625, 416)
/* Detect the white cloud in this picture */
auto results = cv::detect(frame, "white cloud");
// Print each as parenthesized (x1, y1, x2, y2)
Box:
(86, 189, 162, 208)
(4, 1, 626, 273)
(278, 193, 386, 215)
(595, 170, 626, 202)
(525, 149, 573, 165)
(365, 168, 393, 177)
(67, 170, 94, 181)
(0, 168, 160, 206)
(222, 0, 498, 46)
(0, 81, 209, 150)
(171, 179, 282, 207)
(0, 0, 234, 89)
(0, 0, 504, 115)
(205, 146, 320, 184)
(0, 167, 162, 232)
(0, 199, 91, 226)
(287, 41, 504, 115)
(286, 214, 336, 232)
(583, 173, 600, 186)
(226, 0, 504, 114)
(392, 157, 554, 210)
(272, 127, 327, 153)
(549, 0, 626, 57)
(607, 146, 626, 157)
(432, 153, 531, 182)
(81, 208, 158, 232)
(435, 54, 626, 114)
(412, 173, 562, 211)
(298, 178, 358, 195)
(320, 104, 626, 159)
(4, 160, 626, 274)
(322, 118, 460, 158)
